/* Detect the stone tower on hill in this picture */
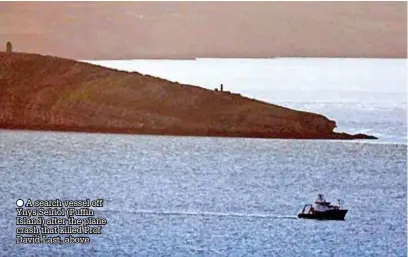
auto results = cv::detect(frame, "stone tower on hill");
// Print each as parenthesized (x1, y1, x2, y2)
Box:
(6, 42, 12, 53)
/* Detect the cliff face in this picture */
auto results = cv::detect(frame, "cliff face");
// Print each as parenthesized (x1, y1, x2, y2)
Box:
(0, 52, 376, 139)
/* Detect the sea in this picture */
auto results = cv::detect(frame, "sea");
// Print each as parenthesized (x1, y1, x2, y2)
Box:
(0, 58, 406, 256)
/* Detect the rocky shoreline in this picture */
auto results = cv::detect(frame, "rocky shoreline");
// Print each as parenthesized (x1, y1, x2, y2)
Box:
(0, 123, 378, 140)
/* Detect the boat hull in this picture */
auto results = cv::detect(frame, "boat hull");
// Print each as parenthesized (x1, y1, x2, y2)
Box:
(298, 209, 348, 220)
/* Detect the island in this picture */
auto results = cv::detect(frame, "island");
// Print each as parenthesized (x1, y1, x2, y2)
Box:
(0, 52, 377, 140)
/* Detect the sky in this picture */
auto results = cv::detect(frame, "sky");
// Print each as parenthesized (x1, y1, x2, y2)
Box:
(0, 2, 406, 59)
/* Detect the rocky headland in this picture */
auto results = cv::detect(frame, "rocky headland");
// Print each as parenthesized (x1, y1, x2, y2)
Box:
(0, 52, 377, 140)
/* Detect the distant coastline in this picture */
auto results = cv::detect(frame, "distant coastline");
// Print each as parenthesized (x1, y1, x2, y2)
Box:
(83, 55, 408, 61)
(83, 56, 407, 62)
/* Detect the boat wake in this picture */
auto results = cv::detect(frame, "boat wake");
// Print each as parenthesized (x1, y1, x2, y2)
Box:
(96, 208, 298, 219)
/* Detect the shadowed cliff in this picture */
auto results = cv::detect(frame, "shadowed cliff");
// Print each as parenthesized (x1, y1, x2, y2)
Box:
(0, 52, 377, 139)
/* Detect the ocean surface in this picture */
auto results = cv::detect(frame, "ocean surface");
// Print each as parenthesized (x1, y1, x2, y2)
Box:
(1, 58, 407, 256)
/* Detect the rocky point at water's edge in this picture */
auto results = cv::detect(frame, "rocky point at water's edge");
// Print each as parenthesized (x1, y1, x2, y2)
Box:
(0, 52, 377, 140)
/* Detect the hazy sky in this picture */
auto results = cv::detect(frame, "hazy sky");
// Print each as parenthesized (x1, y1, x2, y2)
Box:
(1, 2, 406, 59)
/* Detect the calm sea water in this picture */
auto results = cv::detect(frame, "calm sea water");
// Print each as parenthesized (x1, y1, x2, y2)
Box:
(0, 58, 406, 256)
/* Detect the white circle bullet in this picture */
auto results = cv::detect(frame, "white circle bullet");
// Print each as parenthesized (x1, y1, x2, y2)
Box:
(16, 199, 24, 207)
